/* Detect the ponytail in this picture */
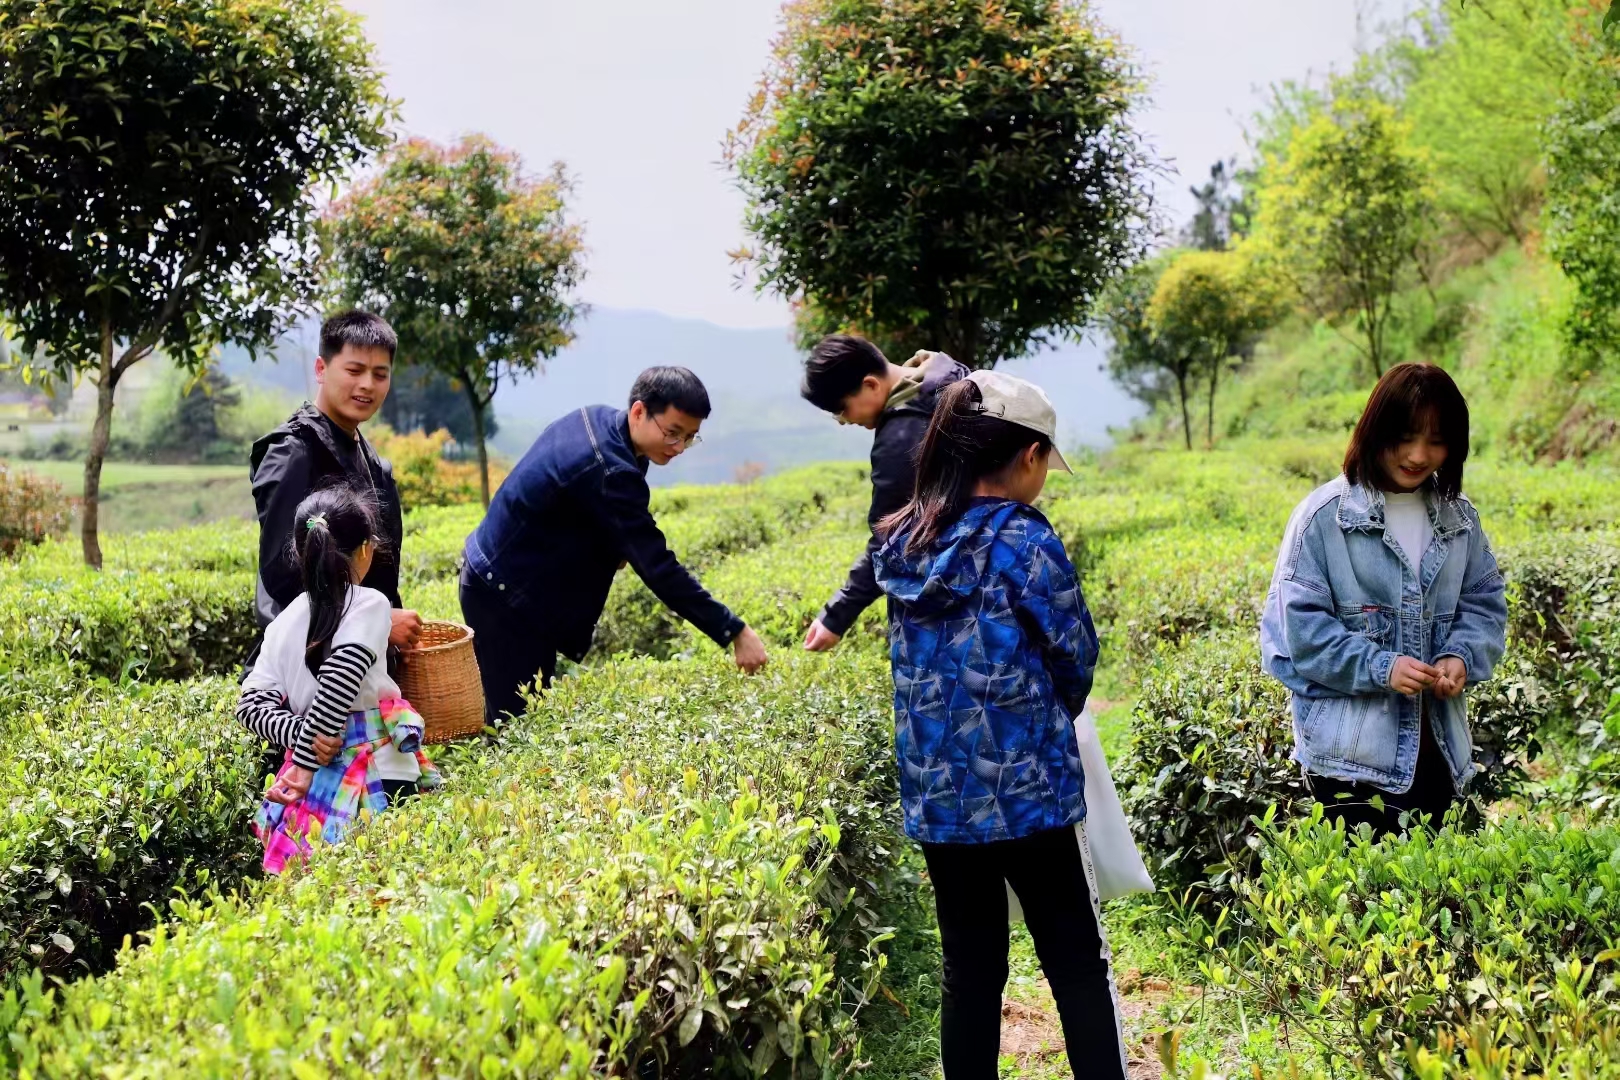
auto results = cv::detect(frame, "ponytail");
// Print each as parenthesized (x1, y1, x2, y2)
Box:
(880, 379, 1052, 555)
(291, 485, 382, 675)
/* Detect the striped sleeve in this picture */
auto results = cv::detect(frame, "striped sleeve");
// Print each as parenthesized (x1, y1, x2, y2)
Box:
(235, 687, 303, 749)
(290, 642, 376, 771)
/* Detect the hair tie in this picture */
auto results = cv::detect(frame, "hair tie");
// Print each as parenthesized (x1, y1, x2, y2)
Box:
(305, 513, 328, 531)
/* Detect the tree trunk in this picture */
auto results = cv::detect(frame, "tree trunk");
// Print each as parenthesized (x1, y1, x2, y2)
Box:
(465, 382, 491, 509)
(1206, 355, 1220, 449)
(81, 319, 117, 569)
(1175, 366, 1193, 452)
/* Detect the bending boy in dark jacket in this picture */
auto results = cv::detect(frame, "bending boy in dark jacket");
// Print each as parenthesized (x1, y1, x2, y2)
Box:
(461, 366, 768, 722)
(799, 334, 968, 651)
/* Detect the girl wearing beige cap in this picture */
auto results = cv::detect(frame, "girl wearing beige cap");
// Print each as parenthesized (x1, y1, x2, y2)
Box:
(873, 371, 1125, 1079)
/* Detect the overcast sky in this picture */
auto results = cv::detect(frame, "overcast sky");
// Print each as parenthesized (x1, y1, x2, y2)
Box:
(343, 1, 1383, 329)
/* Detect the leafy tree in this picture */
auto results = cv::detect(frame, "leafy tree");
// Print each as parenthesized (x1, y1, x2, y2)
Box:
(1247, 92, 1434, 382)
(381, 367, 497, 449)
(1094, 253, 1204, 451)
(0, 0, 392, 567)
(1147, 250, 1283, 448)
(133, 366, 241, 463)
(324, 135, 586, 506)
(1545, 15, 1620, 363)
(726, 0, 1153, 368)
(1180, 159, 1251, 252)
(1404, 0, 1577, 247)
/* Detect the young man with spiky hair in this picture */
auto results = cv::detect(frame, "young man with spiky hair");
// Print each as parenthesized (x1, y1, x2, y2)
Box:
(798, 334, 967, 651)
(461, 365, 768, 722)
(249, 310, 421, 652)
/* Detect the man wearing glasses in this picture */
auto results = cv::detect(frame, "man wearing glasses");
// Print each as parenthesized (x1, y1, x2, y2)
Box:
(460, 366, 769, 721)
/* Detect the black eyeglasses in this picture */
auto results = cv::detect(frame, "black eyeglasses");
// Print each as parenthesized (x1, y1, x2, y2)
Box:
(652, 415, 701, 448)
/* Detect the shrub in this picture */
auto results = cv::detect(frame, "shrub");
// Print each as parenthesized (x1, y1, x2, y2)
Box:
(0, 570, 256, 681)
(590, 469, 864, 661)
(0, 462, 69, 559)
(1194, 811, 1620, 1074)
(0, 653, 899, 1078)
(673, 524, 888, 656)
(0, 678, 265, 985)
(399, 502, 484, 585)
(1089, 526, 1274, 663)
(16, 519, 259, 578)
(1118, 633, 1303, 895)
(369, 426, 507, 510)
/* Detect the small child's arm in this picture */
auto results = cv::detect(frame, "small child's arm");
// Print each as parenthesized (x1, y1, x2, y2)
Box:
(265, 642, 378, 805)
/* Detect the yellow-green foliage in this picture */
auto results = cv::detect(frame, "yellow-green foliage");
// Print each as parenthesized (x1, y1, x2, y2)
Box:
(6, 445, 1620, 1079)
(0, 655, 897, 1078)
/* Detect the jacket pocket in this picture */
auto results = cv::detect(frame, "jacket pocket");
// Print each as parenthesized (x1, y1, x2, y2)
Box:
(1302, 693, 1397, 773)
(1338, 605, 1392, 647)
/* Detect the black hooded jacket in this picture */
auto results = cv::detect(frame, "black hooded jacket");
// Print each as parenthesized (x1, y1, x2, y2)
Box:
(249, 403, 404, 632)
(817, 352, 969, 637)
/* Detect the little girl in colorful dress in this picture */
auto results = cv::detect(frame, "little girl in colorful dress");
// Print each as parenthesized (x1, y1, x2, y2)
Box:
(235, 484, 439, 873)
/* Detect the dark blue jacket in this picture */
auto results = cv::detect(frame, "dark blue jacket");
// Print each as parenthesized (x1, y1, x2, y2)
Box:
(875, 498, 1099, 844)
(462, 406, 744, 661)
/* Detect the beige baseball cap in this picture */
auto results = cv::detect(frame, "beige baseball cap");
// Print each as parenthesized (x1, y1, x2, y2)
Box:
(967, 369, 1072, 473)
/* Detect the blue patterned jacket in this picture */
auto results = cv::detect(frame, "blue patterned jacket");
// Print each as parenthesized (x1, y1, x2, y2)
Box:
(874, 498, 1099, 844)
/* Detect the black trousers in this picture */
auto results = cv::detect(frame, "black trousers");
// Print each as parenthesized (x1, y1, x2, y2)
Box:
(459, 571, 557, 725)
(1308, 710, 1458, 837)
(921, 825, 1126, 1080)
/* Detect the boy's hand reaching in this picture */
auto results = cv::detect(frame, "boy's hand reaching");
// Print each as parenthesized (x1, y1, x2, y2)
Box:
(1432, 656, 1467, 699)
(803, 619, 842, 652)
(1389, 656, 1440, 696)
(267, 765, 315, 806)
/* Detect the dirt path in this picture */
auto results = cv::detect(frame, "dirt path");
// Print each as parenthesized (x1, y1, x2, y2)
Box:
(999, 971, 1174, 1078)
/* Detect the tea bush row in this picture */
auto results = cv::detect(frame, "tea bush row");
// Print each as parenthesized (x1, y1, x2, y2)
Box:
(1188, 810, 1620, 1075)
(589, 468, 868, 660)
(672, 521, 889, 657)
(1, 652, 899, 1078)
(12, 518, 259, 577)
(0, 569, 257, 682)
(0, 678, 265, 987)
(1117, 632, 1547, 897)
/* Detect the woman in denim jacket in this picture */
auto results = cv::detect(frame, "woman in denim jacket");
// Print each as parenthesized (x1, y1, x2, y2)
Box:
(875, 371, 1125, 1080)
(1260, 363, 1508, 834)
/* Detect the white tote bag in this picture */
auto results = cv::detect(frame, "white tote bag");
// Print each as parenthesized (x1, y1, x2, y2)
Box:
(1009, 709, 1153, 919)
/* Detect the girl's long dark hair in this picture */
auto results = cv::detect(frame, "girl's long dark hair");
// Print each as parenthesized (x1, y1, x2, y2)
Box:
(291, 485, 382, 675)
(1343, 362, 1470, 499)
(880, 379, 1052, 555)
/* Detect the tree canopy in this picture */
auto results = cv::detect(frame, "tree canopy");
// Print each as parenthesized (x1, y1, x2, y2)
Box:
(1094, 253, 1202, 450)
(0, 0, 392, 566)
(726, 0, 1153, 368)
(323, 135, 586, 507)
(1147, 249, 1282, 448)
(1246, 92, 1434, 382)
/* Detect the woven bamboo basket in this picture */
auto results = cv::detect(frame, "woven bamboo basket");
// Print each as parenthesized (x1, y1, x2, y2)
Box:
(397, 620, 486, 744)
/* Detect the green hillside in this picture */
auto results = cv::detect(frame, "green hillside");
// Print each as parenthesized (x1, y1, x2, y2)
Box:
(1128, 247, 1620, 469)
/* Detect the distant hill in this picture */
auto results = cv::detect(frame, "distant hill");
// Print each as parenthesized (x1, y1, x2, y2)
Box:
(218, 309, 1144, 487)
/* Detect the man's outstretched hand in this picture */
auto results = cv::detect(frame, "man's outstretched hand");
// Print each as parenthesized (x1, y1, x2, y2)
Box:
(803, 618, 842, 652)
(390, 609, 423, 650)
(733, 626, 769, 674)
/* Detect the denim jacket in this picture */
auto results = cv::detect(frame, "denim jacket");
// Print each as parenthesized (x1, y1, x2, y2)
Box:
(874, 498, 1099, 844)
(1259, 476, 1508, 793)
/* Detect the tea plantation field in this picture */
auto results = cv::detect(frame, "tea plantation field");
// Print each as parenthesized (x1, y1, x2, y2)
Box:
(3, 444, 1620, 1077)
